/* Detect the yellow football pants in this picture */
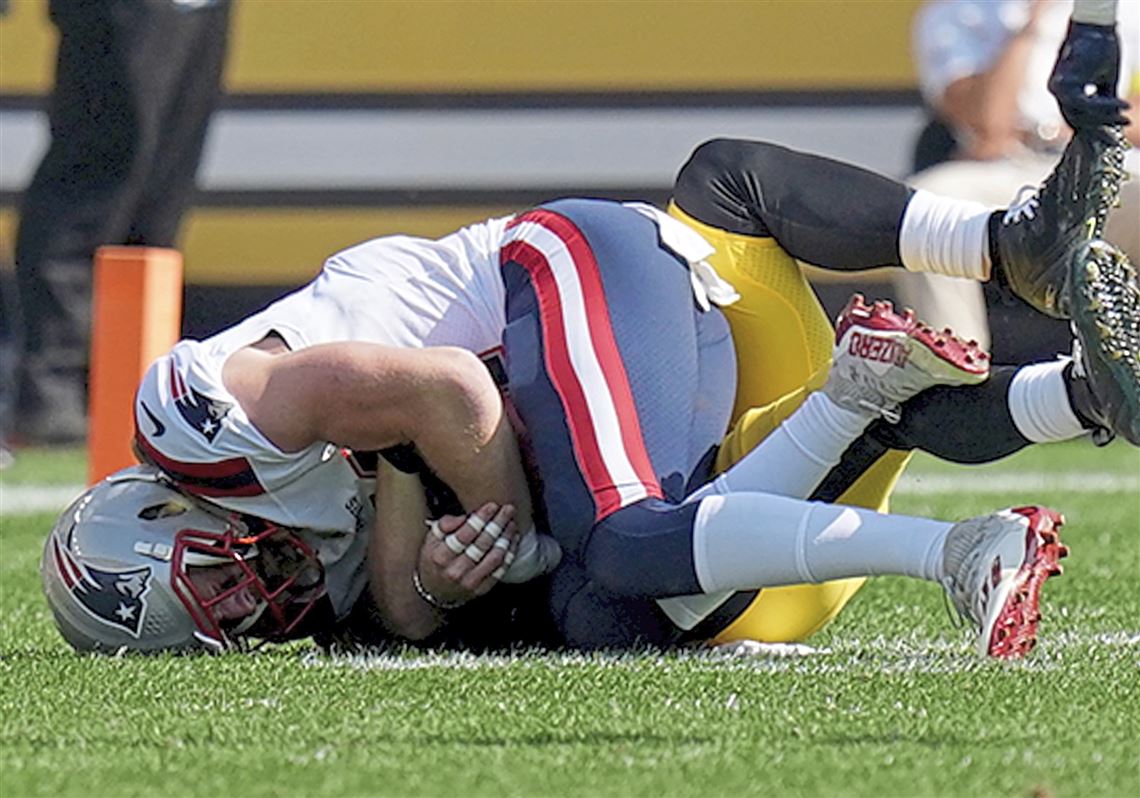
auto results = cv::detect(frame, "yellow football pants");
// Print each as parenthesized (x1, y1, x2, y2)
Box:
(668, 204, 912, 643)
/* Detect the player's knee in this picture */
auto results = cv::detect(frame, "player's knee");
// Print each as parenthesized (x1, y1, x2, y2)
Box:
(581, 500, 702, 598)
(683, 138, 785, 181)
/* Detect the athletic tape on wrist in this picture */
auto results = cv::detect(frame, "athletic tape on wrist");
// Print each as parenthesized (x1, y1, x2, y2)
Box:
(1072, 0, 1117, 25)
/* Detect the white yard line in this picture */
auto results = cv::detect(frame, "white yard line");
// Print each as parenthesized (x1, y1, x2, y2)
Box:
(302, 630, 1140, 674)
(1, 470, 1136, 516)
(895, 471, 1138, 495)
(1, 484, 85, 516)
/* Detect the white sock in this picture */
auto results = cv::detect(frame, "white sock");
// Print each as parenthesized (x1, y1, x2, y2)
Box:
(692, 492, 952, 593)
(686, 393, 871, 503)
(899, 189, 993, 280)
(1007, 360, 1087, 443)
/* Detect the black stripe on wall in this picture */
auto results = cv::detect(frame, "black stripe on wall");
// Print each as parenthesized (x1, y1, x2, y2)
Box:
(0, 88, 923, 112)
(1, 187, 675, 209)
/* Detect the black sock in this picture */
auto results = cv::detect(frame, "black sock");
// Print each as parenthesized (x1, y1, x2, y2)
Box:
(988, 211, 1007, 287)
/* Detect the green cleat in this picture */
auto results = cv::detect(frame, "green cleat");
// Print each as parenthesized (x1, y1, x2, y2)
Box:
(993, 126, 1129, 318)
(1067, 239, 1140, 445)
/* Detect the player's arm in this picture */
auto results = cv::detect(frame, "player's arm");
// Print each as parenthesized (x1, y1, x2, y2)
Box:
(368, 461, 518, 639)
(224, 340, 534, 536)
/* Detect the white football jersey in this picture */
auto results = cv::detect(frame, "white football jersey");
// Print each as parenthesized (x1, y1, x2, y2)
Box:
(133, 205, 723, 619)
(134, 217, 511, 617)
(215, 215, 513, 354)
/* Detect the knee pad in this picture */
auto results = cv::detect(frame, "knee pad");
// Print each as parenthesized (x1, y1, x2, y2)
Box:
(582, 500, 701, 598)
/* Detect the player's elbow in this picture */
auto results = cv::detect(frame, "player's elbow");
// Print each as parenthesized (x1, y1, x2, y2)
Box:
(683, 137, 787, 176)
(409, 347, 502, 434)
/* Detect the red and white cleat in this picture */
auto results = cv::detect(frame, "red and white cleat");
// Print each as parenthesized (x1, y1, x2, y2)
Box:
(825, 294, 991, 421)
(941, 505, 1069, 659)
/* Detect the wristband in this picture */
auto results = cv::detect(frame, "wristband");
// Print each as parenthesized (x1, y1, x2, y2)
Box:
(412, 567, 465, 611)
(1072, 0, 1116, 25)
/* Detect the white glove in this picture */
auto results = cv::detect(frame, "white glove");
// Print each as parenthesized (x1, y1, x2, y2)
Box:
(499, 528, 562, 583)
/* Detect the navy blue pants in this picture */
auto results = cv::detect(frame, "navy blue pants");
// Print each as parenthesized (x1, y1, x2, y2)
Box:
(498, 199, 736, 643)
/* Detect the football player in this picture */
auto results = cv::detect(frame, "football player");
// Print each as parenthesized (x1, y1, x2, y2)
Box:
(41, 112, 1135, 659)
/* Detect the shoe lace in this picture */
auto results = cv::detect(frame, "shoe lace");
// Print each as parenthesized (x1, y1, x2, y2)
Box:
(1002, 185, 1041, 225)
(855, 398, 902, 424)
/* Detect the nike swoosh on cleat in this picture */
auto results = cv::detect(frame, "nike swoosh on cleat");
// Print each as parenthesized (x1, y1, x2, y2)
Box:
(140, 402, 166, 437)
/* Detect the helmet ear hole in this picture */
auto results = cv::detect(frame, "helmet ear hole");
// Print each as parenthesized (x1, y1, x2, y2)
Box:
(138, 501, 190, 521)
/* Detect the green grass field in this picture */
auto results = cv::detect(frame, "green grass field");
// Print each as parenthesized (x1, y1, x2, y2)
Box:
(2, 442, 1137, 798)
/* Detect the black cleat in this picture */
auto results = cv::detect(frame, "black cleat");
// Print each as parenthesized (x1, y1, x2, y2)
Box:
(1067, 240, 1140, 446)
(993, 126, 1129, 318)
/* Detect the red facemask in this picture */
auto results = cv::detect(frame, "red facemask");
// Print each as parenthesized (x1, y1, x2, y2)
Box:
(170, 516, 326, 649)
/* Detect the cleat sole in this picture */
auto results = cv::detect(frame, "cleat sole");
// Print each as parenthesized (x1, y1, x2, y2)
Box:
(836, 294, 992, 382)
(982, 507, 1068, 659)
(1069, 240, 1140, 444)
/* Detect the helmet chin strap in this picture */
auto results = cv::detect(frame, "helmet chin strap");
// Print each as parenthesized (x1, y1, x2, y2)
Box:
(228, 600, 269, 637)
(192, 630, 228, 653)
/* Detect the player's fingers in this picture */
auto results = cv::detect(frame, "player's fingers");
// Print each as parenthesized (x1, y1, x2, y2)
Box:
(446, 503, 502, 549)
(429, 514, 469, 567)
(444, 505, 514, 581)
(463, 504, 515, 562)
(439, 506, 494, 565)
(464, 523, 519, 595)
(425, 517, 456, 568)
(463, 519, 516, 581)
(425, 519, 446, 541)
(489, 528, 521, 583)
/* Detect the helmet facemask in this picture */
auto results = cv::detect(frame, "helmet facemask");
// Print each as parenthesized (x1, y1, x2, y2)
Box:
(42, 466, 330, 655)
(170, 513, 326, 650)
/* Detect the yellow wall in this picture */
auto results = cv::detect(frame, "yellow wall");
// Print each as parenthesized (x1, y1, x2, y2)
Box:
(0, 0, 922, 285)
(2, 0, 921, 94)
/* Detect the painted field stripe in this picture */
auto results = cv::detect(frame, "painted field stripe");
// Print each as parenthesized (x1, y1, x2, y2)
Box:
(1, 485, 86, 516)
(301, 629, 1140, 673)
(895, 472, 1138, 496)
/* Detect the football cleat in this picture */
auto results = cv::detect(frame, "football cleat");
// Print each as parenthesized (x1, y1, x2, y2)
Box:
(825, 294, 990, 422)
(941, 506, 1068, 659)
(1067, 239, 1140, 446)
(993, 125, 1129, 318)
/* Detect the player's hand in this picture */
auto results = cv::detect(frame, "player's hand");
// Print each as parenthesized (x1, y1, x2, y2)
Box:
(418, 503, 519, 607)
(1048, 21, 1130, 133)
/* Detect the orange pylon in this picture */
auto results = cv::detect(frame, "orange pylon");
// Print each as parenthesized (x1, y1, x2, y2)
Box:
(87, 246, 183, 484)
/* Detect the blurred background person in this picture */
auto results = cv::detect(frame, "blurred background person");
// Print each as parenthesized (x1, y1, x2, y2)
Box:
(10, 0, 231, 448)
(895, 0, 1139, 360)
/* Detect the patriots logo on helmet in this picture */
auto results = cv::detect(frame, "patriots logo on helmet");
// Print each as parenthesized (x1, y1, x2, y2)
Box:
(168, 361, 231, 442)
(51, 538, 152, 637)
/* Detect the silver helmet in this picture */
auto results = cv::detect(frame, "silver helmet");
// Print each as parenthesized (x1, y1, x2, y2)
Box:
(41, 465, 326, 654)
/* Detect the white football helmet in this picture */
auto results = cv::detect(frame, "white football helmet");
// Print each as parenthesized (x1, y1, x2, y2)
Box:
(41, 465, 326, 654)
